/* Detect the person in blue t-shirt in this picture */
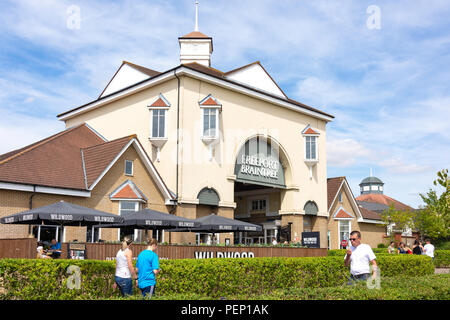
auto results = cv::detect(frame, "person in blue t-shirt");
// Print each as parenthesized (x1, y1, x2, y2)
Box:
(50, 239, 61, 258)
(135, 238, 159, 299)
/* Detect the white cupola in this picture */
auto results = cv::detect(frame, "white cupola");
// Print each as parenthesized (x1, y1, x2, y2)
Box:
(178, 1, 213, 67)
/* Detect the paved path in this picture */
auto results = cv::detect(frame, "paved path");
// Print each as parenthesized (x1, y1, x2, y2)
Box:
(435, 268, 450, 274)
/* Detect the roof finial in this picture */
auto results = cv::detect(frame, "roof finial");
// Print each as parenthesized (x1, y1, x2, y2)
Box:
(194, 0, 199, 31)
(370, 167, 373, 177)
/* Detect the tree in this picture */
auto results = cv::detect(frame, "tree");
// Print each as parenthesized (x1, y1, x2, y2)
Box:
(416, 169, 450, 240)
(380, 204, 415, 238)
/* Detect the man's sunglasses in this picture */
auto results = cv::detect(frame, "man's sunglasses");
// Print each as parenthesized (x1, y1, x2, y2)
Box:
(349, 238, 358, 241)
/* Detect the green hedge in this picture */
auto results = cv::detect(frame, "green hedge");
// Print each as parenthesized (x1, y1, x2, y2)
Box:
(0, 255, 435, 300)
(249, 274, 450, 300)
(328, 249, 450, 267)
(328, 248, 391, 256)
(435, 250, 450, 267)
(0, 259, 116, 300)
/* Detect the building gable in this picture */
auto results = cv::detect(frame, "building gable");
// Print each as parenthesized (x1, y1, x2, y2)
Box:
(57, 63, 334, 123)
(225, 61, 287, 98)
(110, 181, 147, 201)
(86, 137, 175, 205)
(328, 177, 362, 221)
(100, 61, 160, 98)
(333, 207, 354, 219)
(89, 145, 168, 211)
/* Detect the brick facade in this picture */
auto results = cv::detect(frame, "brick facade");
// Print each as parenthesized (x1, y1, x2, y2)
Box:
(327, 184, 385, 249)
(0, 146, 170, 242)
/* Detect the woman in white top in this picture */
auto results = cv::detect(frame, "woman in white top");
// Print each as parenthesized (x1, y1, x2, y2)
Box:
(113, 236, 138, 297)
(36, 241, 51, 259)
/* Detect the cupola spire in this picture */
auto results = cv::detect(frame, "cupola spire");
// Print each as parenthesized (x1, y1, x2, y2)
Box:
(194, 0, 199, 31)
(178, 0, 213, 67)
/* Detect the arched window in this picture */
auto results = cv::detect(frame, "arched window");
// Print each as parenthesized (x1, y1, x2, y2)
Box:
(197, 188, 220, 206)
(304, 201, 318, 215)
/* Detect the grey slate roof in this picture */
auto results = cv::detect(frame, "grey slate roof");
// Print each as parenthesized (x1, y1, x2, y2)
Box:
(357, 200, 389, 213)
(360, 176, 384, 185)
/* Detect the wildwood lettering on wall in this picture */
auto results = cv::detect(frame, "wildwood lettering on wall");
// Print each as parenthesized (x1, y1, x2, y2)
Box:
(194, 251, 255, 259)
(43, 242, 327, 261)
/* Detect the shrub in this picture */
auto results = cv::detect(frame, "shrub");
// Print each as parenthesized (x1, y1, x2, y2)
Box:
(435, 250, 450, 267)
(250, 274, 450, 300)
(0, 255, 435, 300)
(328, 249, 450, 267)
(0, 259, 116, 300)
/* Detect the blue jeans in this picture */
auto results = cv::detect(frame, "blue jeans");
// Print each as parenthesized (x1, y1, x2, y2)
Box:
(140, 285, 155, 299)
(347, 273, 370, 286)
(115, 276, 133, 297)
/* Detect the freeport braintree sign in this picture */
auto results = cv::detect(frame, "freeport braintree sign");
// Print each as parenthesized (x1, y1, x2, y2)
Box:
(234, 137, 285, 188)
(239, 154, 279, 179)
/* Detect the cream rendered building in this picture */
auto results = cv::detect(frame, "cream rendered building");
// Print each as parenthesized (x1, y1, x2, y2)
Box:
(57, 29, 334, 247)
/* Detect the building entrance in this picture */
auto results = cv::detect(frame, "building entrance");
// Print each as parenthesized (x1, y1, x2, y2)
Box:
(233, 182, 282, 244)
(232, 135, 290, 245)
(32, 226, 63, 244)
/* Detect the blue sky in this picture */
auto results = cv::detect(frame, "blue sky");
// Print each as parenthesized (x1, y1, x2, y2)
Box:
(0, 0, 449, 208)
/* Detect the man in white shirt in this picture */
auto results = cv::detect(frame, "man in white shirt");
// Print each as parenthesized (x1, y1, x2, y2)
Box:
(423, 238, 435, 261)
(344, 230, 377, 285)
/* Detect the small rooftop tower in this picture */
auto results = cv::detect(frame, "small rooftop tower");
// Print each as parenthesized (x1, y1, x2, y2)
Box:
(359, 170, 384, 195)
(178, 0, 213, 67)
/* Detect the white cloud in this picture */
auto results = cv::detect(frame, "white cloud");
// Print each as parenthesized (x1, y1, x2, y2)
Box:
(379, 157, 433, 174)
(0, 0, 449, 209)
(327, 136, 374, 168)
(0, 109, 65, 154)
(297, 77, 365, 107)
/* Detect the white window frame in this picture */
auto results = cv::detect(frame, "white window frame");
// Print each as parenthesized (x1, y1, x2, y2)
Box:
(200, 106, 220, 140)
(304, 135, 318, 161)
(338, 220, 351, 249)
(124, 160, 133, 176)
(118, 201, 140, 241)
(150, 108, 168, 139)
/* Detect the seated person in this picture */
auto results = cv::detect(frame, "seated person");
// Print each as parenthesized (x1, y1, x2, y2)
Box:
(49, 239, 62, 258)
(397, 242, 406, 254)
(37, 241, 51, 259)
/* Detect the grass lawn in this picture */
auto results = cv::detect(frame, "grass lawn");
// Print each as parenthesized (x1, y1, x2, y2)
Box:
(111, 274, 450, 300)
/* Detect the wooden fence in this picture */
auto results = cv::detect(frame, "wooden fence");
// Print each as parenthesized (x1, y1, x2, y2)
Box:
(0, 238, 37, 259)
(0, 239, 327, 260)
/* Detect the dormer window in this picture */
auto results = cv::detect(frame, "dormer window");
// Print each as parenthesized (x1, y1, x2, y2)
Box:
(305, 136, 317, 161)
(148, 94, 170, 140)
(152, 109, 166, 138)
(199, 94, 221, 143)
(302, 125, 320, 179)
(203, 108, 217, 138)
(148, 94, 170, 162)
(302, 125, 319, 162)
